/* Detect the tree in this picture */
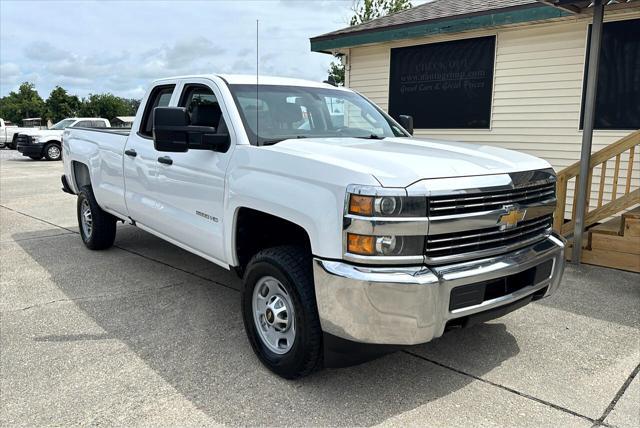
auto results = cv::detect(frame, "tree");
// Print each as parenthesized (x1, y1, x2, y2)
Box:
(79, 93, 138, 121)
(328, 60, 345, 86)
(125, 98, 141, 115)
(0, 82, 46, 124)
(46, 86, 81, 122)
(1, 82, 141, 124)
(350, 0, 412, 26)
(327, 0, 412, 85)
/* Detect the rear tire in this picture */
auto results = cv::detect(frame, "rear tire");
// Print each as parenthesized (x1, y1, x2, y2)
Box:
(242, 245, 322, 379)
(44, 143, 61, 161)
(77, 185, 116, 250)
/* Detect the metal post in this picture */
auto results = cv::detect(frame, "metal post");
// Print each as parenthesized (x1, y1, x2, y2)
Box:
(572, 0, 605, 264)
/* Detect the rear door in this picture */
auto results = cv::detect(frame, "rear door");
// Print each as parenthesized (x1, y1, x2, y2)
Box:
(123, 83, 176, 227)
(151, 78, 236, 262)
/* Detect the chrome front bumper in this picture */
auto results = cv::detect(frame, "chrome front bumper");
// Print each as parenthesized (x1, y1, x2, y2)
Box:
(313, 233, 565, 345)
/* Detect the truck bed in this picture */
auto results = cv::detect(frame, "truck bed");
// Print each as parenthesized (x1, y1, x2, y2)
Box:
(72, 127, 131, 136)
(63, 127, 132, 215)
(65, 127, 130, 148)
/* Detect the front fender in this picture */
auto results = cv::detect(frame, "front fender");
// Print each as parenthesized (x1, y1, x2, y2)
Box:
(224, 146, 379, 265)
(226, 173, 342, 265)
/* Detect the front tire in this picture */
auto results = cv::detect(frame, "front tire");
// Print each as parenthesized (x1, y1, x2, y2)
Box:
(242, 246, 322, 379)
(29, 155, 41, 160)
(77, 186, 116, 250)
(44, 143, 61, 161)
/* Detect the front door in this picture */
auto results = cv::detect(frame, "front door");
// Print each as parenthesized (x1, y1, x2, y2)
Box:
(123, 83, 176, 228)
(152, 78, 235, 263)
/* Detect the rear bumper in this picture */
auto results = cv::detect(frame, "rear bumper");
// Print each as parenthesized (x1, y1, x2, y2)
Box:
(17, 142, 44, 157)
(313, 233, 565, 345)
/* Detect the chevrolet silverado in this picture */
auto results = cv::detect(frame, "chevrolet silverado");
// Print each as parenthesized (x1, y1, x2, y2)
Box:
(61, 75, 565, 379)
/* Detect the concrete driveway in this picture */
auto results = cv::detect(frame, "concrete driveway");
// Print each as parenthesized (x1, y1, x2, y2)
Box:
(1, 149, 638, 427)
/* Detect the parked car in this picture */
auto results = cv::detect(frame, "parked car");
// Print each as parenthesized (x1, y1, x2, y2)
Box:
(17, 117, 110, 160)
(0, 118, 17, 149)
(61, 74, 565, 379)
(0, 118, 39, 149)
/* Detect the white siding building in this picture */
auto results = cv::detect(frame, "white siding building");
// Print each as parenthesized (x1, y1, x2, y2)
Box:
(311, 0, 639, 213)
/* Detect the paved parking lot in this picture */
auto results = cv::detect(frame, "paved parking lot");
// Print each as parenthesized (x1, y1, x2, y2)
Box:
(1, 149, 639, 427)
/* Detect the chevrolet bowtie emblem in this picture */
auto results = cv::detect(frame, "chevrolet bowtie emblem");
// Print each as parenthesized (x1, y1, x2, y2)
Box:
(498, 205, 526, 229)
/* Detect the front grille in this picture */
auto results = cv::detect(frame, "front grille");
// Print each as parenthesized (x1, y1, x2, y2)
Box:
(15, 134, 32, 145)
(428, 181, 556, 217)
(426, 215, 552, 260)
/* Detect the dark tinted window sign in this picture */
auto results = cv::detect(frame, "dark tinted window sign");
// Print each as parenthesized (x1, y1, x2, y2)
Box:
(581, 18, 640, 130)
(389, 36, 496, 129)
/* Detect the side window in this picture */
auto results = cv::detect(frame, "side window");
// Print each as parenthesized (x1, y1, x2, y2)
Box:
(178, 84, 225, 132)
(139, 84, 175, 137)
(73, 120, 93, 128)
(92, 121, 106, 128)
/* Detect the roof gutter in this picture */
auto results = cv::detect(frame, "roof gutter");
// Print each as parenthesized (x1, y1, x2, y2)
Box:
(310, 4, 571, 53)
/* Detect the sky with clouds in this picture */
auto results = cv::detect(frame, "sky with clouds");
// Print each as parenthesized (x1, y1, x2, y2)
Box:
(0, 0, 381, 100)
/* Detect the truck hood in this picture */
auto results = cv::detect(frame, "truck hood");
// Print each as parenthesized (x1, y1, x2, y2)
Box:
(18, 129, 62, 138)
(271, 137, 551, 187)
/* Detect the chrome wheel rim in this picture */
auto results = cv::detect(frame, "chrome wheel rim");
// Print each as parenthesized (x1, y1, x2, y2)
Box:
(47, 145, 61, 159)
(252, 276, 295, 354)
(80, 199, 92, 238)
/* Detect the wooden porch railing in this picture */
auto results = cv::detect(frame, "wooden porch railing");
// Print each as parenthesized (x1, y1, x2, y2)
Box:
(553, 130, 640, 236)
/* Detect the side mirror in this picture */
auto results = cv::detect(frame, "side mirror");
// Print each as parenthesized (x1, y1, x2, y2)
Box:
(398, 115, 414, 135)
(323, 75, 338, 87)
(153, 106, 231, 153)
(153, 107, 190, 152)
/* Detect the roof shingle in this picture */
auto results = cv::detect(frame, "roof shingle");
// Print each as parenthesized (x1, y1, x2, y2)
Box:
(312, 0, 539, 40)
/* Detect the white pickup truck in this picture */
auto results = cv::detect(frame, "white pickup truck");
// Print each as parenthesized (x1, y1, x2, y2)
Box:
(62, 74, 565, 378)
(0, 118, 38, 149)
(16, 117, 110, 160)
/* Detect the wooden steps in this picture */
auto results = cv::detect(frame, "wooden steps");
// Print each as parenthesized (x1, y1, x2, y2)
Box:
(589, 216, 623, 236)
(555, 130, 639, 272)
(622, 207, 640, 238)
(573, 207, 640, 272)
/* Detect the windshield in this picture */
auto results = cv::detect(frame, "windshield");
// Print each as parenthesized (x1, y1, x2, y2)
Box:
(50, 119, 76, 130)
(228, 84, 408, 145)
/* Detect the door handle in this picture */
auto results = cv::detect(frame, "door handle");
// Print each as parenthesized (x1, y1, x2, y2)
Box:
(124, 149, 137, 157)
(157, 156, 173, 165)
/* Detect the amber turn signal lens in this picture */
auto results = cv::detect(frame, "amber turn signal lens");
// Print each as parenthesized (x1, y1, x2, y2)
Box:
(347, 233, 375, 255)
(349, 194, 374, 216)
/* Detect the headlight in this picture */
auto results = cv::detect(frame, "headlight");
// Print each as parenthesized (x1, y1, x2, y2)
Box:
(347, 194, 427, 217)
(346, 233, 424, 256)
(344, 185, 428, 261)
(30, 136, 40, 143)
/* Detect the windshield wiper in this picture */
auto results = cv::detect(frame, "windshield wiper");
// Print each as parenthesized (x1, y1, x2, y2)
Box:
(260, 136, 310, 146)
(355, 134, 385, 140)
